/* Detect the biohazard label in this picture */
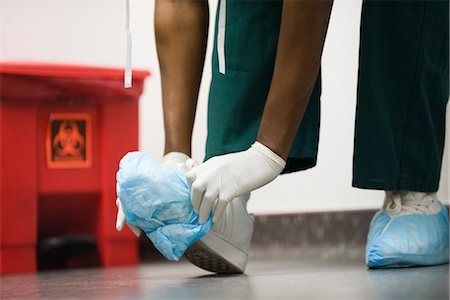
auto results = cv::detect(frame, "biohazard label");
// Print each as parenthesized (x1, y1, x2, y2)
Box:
(46, 113, 92, 169)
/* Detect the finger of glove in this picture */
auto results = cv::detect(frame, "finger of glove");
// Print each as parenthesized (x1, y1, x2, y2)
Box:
(127, 223, 142, 237)
(185, 169, 197, 190)
(190, 179, 205, 214)
(185, 158, 200, 171)
(212, 199, 229, 224)
(199, 188, 218, 224)
(180, 158, 200, 174)
(116, 199, 126, 231)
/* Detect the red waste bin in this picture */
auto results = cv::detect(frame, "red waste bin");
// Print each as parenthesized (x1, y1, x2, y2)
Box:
(0, 63, 150, 274)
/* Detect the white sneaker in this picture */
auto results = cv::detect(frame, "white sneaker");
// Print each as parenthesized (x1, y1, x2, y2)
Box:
(384, 191, 441, 216)
(184, 193, 254, 274)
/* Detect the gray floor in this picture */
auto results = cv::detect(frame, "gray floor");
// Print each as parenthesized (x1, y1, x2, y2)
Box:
(1, 257, 448, 300)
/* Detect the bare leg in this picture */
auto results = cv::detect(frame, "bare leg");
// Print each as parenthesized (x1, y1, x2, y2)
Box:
(155, 0, 209, 156)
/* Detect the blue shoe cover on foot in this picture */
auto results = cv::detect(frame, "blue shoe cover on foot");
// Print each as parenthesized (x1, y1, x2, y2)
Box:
(116, 152, 213, 261)
(366, 203, 449, 268)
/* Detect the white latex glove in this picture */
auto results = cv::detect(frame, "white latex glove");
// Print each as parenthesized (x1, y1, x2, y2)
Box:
(161, 151, 192, 171)
(115, 197, 142, 237)
(186, 141, 286, 224)
(115, 151, 191, 236)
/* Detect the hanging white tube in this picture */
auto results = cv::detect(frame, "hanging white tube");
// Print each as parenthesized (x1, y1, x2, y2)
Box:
(217, 0, 226, 75)
(124, 0, 132, 88)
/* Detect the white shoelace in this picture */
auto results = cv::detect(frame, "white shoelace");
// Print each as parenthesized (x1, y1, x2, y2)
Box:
(383, 191, 441, 216)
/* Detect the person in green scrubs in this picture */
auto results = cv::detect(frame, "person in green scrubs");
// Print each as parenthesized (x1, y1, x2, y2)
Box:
(153, 0, 449, 272)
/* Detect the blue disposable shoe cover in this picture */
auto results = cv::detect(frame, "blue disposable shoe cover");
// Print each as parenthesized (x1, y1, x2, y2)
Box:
(116, 152, 213, 261)
(366, 202, 449, 268)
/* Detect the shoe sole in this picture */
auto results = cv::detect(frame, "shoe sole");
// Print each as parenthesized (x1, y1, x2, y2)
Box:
(185, 230, 248, 274)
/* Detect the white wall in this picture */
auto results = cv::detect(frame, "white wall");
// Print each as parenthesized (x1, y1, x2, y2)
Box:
(1, 0, 448, 215)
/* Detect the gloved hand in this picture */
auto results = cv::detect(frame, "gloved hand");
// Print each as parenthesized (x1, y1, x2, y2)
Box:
(115, 151, 191, 236)
(116, 197, 142, 236)
(186, 141, 286, 224)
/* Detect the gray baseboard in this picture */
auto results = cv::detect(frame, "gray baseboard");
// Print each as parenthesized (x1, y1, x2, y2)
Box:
(249, 210, 376, 260)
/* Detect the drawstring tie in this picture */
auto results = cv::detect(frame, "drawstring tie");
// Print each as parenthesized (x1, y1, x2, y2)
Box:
(217, 0, 226, 74)
(124, 0, 132, 88)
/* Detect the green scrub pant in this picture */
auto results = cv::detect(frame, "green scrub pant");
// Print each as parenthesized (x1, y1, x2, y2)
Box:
(205, 0, 449, 193)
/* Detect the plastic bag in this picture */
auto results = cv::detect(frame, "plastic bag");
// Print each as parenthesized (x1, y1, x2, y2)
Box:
(116, 152, 213, 261)
(366, 202, 449, 268)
